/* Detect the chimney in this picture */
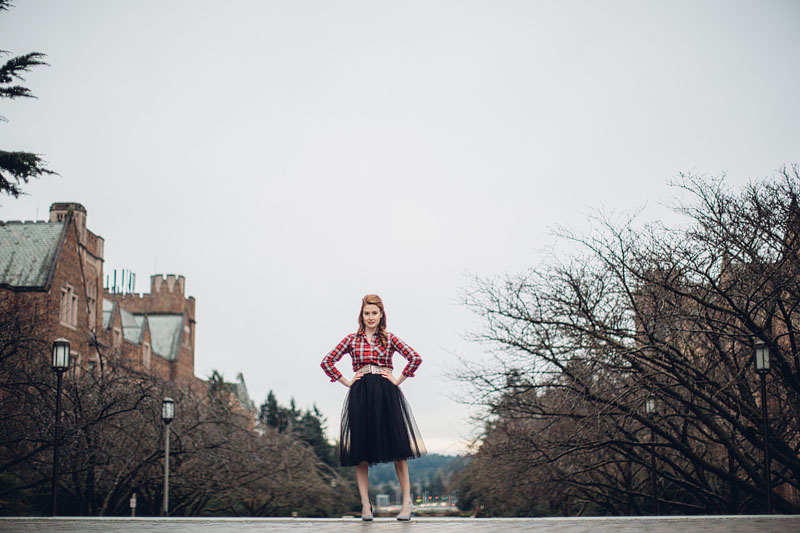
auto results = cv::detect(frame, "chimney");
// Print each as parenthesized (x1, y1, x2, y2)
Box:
(50, 202, 87, 243)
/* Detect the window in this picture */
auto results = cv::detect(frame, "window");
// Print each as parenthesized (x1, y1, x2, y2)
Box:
(143, 342, 151, 370)
(60, 289, 69, 323)
(87, 281, 97, 329)
(71, 293, 78, 326)
(60, 284, 78, 328)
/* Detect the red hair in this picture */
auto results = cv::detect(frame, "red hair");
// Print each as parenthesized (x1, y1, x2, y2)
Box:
(358, 294, 388, 348)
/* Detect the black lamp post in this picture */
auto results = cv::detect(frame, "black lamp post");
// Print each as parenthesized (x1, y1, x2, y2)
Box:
(51, 338, 70, 516)
(161, 397, 175, 516)
(753, 340, 772, 514)
(645, 395, 659, 515)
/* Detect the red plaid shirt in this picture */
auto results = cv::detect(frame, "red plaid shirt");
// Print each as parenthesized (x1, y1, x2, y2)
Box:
(321, 331, 422, 382)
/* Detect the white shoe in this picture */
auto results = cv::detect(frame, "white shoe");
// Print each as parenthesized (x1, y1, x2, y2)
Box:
(396, 503, 412, 521)
(362, 502, 373, 521)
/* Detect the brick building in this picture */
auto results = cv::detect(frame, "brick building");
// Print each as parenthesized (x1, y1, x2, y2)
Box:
(0, 202, 199, 385)
(103, 274, 196, 383)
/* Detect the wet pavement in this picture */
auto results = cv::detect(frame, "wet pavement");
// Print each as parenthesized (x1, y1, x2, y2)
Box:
(0, 516, 798, 533)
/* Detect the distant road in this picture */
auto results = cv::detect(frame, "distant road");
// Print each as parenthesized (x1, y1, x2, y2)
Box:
(1, 516, 798, 532)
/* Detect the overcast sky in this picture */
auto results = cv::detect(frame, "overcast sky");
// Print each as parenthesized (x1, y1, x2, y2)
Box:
(2, 0, 799, 454)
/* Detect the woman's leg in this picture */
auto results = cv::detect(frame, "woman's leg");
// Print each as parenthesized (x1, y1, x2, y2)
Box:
(356, 461, 370, 515)
(394, 459, 412, 514)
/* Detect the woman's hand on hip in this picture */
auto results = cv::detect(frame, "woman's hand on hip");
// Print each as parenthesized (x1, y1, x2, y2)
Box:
(380, 369, 403, 386)
(349, 371, 366, 387)
(338, 374, 361, 388)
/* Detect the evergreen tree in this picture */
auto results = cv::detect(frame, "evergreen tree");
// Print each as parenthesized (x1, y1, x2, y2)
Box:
(207, 369, 230, 396)
(1, 0, 56, 198)
(296, 405, 335, 466)
(258, 392, 335, 465)
(259, 390, 288, 432)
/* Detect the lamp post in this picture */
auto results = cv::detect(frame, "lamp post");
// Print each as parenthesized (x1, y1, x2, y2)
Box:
(645, 395, 659, 516)
(754, 340, 772, 514)
(161, 397, 175, 516)
(51, 338, 70, 516)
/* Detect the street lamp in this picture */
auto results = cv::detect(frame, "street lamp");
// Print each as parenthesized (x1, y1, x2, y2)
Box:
(645, 396, 657, 416)
(161, 397, 175, 516)
(51, 338, 70, 516)
(753, 340, 772, 514)
(645, 395, 658, 516)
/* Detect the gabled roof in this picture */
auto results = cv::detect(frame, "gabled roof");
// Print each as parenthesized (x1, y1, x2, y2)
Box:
(119, 306, 142, 343)
(146, 314, 184, 361)
(0, 221, 64, 289)
(229, 373, 256, 412)
(102, 298, 184, 361)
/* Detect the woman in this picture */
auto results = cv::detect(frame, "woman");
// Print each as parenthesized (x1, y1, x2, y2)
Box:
(321, 294, 426, 521)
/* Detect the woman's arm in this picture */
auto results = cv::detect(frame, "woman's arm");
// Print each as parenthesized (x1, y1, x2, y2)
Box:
(380, 333, 419, 385)
(337, 373, 364, 388)
(321, 334, 353, 382)
(379, 368, 406, 386)
(390, 333, 422, 379)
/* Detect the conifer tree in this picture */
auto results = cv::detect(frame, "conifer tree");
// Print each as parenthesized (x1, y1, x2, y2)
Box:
(1, 0, 55, 198)
(260, 390, 287, 432)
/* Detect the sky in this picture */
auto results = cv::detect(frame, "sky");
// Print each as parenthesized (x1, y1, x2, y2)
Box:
(1, 0, 799, 454)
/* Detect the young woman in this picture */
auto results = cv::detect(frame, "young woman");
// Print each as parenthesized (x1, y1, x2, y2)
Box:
(321, 294, 426, 521)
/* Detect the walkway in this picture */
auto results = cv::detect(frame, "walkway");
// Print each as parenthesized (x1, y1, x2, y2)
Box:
(1, 516, 797, 532)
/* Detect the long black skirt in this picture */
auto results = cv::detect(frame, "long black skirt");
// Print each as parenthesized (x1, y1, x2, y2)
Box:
(339, 374, 426, 466)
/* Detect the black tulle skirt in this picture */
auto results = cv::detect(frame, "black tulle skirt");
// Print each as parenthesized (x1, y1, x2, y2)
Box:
(339, 374, 426, 466)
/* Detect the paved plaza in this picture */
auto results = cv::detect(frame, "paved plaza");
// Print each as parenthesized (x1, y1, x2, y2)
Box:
(1, 516, 798, 533)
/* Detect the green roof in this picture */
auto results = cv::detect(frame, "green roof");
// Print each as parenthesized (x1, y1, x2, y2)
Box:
(102, 298, 184, 361)
(120, 307, 142, 343)
(0, 221, 64, 289)
(146, 315, 184, 361)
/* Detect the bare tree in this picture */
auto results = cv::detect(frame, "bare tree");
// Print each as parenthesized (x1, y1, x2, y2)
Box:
(459, 168, 800, 515)
(0, 294, 348, 516)
(0, 291, 58, 505)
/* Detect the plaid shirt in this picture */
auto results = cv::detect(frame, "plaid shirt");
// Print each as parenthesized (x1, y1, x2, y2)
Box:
(321, 331, 422, 382)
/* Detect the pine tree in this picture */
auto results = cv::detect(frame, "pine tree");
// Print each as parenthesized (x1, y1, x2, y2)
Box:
(296, 405, 335, 466)
(1, 0, 56, 198)
(258, 392, 335, 465)
(259, 390, 288, 432)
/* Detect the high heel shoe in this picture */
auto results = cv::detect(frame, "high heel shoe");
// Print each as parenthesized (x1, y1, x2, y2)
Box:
(362, 501, 373, 521)
(396, 503, 412, 521)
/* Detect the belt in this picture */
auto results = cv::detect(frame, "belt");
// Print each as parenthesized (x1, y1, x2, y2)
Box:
(357, 364, 391, 375)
